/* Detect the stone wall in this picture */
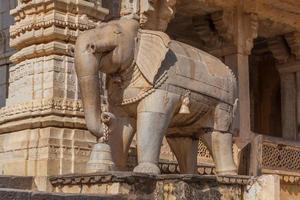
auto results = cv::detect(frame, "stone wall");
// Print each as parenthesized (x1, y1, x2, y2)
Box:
(0, 0, 16, 107)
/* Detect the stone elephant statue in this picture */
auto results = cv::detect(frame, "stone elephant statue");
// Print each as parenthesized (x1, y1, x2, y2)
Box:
(75, 19, 238, 175)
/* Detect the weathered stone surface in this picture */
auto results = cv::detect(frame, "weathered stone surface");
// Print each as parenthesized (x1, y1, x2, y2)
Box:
(1, 1, 300, 200)
(0, 188, 30, 200)
(244, 175, 280, 200)
(0, 189, 122, 200)
(31, 192, 123, 200)
(0, 0, 107, 180)
(0, 176, 34, 190)
(50, 172, 250, 200)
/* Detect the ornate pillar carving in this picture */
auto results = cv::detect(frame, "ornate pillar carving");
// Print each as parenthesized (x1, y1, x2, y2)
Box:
(186, 6, 258, 173)
(268, 32, 300, 140)
(217, 9, 258, 144)
(0, 0, 108, 184)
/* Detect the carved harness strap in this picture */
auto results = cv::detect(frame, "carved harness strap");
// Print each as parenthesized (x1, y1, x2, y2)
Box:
(120, 70, 168, 105)
(111, 31, 169, 106)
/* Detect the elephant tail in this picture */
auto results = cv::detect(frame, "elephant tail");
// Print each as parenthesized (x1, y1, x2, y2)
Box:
(229, 98, 239, 135)
(232, 98, 239, 119)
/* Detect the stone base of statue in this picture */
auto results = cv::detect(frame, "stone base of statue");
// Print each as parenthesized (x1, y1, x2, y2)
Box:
(49, 172, 259, 200)
(86, 143, 115, 173)
(0, 172, 281, 200)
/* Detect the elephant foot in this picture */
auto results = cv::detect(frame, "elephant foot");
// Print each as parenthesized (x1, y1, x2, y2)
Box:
(133, 162, 161, 174)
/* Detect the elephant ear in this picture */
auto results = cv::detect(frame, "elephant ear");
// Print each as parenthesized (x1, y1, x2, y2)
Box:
(136, 29, 170, 85)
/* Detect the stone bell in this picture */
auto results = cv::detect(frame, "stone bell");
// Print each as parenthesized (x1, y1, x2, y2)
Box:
(86, 113, 116, 173)
(179, 93, 191, 114)
(86, 142, 115, 173)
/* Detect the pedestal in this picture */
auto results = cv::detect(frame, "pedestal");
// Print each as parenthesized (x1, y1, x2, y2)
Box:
(50, 172, 251, 200)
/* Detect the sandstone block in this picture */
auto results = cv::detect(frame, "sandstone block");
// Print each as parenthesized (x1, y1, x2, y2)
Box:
(244, 175, 280, 200)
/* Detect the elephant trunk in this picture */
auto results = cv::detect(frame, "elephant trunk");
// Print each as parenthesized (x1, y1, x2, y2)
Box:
(75, 35, 104, 138)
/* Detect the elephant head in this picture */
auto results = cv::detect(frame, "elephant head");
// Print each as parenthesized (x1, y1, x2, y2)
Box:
(75, 19, 171, 138)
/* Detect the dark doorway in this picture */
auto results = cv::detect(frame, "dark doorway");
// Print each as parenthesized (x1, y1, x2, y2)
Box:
(250, 41, 282, 137)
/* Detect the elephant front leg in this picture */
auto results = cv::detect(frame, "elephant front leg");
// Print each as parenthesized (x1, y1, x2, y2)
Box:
(133, 90, 180, 174)
(108, 116, 136, 171)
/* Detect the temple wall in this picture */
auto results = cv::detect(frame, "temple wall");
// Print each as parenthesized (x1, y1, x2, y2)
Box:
(0, 0, 108, 182)
(0, 1, 300, 197)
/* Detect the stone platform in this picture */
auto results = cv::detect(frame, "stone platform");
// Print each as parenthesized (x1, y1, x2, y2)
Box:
(49, 172, 251, 200)
(0, 173, 279, 200)
(0, 175, 122, 200)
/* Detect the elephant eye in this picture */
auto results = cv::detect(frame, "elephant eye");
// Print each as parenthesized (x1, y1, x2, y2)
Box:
(113, 29, 122, 34)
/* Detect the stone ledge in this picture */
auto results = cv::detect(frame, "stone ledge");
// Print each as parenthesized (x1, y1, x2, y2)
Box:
(49, 171, 251, 186)
(0, 188, 122, 200)
(0, 176, 35, 190)
(49, 172, 251, 199)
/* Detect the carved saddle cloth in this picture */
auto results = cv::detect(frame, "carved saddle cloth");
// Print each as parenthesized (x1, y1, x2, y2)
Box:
(165, 41, 236, 105)
(135, 30, 236, 106)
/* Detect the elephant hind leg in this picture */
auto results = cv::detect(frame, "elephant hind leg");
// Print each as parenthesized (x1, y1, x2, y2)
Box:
(166, 136, 198, 174)
(202, 103, 237, 176)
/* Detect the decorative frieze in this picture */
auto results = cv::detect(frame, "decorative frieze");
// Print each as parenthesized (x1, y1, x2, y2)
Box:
(49, 172, 251, 187)
(0, 127, 96, 177)
(0, 97, 83, 122)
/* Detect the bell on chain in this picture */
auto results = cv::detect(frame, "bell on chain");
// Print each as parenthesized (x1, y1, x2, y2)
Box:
(86, 122, 115, 173)
(86, 142, 115, 173)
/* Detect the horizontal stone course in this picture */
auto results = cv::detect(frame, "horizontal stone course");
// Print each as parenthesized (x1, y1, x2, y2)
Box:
(0, 188, 123, 200)
(0, 176, 34, 190)
(50, 172, 251, 200)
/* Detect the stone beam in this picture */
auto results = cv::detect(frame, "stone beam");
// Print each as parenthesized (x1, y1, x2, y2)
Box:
(192, 0, 300, 33)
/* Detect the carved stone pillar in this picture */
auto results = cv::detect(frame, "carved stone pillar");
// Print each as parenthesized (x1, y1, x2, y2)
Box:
(0, 0, 108, 186)
(221, 9, 258, 144)
(276, 63, 300, 140)
(268, 32, 300, 140)
(206, 7, 258, 174)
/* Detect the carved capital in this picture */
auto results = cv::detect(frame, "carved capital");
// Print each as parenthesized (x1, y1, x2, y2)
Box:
(139, 0, 176, 31)
(236, 13, 258, 55)
(193, 15, 223, 49)
(209, 11, 258, 56)
(267, 36, 290, 64)
(285, 32, 300, 61)
(211, 11, 235, 44)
